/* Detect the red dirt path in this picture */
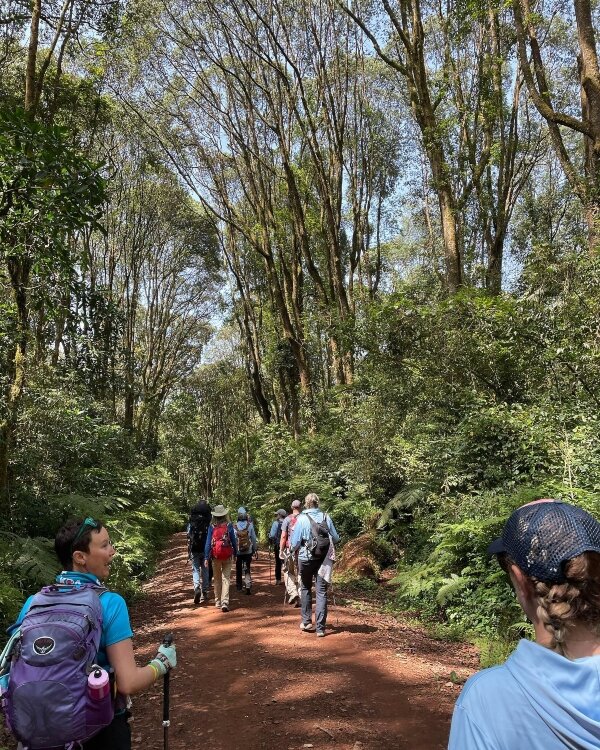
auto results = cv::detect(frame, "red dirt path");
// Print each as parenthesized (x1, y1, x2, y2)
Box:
(128, 533, 478, 750)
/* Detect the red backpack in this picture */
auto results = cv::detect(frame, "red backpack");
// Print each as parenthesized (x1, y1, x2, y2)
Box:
(286, 514, 299, 548)
(211, 523, 233, 560)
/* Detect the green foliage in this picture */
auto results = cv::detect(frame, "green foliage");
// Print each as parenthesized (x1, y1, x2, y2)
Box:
(0, 374, 184, 641)
(0, 106, 105, 257)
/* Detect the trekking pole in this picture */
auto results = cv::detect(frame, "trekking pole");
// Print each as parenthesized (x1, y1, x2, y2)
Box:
(280, 554, 288, 615)
(162, 632, 173, 750)
(269, 549, 272, 584)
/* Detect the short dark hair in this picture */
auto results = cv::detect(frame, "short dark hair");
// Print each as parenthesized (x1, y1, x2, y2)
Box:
(54, 517, 105, 569)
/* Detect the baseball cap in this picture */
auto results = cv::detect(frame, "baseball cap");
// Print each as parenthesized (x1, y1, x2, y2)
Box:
(487, 499, 600, 583)
(276, 508, 287, 518)
(291, 500, 301, 509)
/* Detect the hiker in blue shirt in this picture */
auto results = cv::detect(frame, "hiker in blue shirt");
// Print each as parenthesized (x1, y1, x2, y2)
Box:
(9, 517, 177, 750)
(290, 492, 339, 637)
(234, 506, 257, 593)
(269, 509, 287, 584)
(449, 499, 600, 750)
(204, 505, 238, 612)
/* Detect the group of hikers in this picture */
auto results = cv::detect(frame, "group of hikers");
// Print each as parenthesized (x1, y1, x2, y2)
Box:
(2, 496, 600, 749)
(186, 492, 339, 637)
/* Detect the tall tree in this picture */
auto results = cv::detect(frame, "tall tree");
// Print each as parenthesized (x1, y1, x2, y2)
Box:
(512, 0, 600, 250)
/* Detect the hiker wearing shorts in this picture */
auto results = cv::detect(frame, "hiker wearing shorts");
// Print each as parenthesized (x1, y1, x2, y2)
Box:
(234, 506, 257, 593)
(280, 499, 302, 606)
(8, 517, 177, 750)
(204, 505, 237, 612)
(449, 499, 600, 749)
(290, 492, 339, 637)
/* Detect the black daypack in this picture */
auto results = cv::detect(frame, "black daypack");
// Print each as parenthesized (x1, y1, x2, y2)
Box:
(189, 510, 210, 553)
(305, 514, 331, 560)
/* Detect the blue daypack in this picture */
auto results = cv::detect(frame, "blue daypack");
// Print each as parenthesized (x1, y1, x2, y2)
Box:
(0, 583, 114, 749)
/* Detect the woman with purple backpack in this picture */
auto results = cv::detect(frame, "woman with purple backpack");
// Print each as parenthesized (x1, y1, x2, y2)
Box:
(3, 516, 177, 750)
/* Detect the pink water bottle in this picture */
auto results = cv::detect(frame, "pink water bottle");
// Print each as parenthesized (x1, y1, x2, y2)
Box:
(87, 665, 110, 701)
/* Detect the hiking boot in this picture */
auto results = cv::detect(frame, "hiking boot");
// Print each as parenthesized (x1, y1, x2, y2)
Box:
(245, 585, 251, 595)
(316, 631, 325, 638)
(300, 622, 313, 632)
(215, 600, 221, 608)
(221, 604, 229, 612)
(193, 587, 201, 605)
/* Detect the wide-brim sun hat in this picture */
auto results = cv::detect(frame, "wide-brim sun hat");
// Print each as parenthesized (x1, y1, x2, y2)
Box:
(487, 499, 600, 583)
(212, 504, 229, 518)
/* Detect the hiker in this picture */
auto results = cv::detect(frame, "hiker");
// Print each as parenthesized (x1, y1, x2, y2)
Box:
(234, 506, 257, 594)
(290, 492, 339, 637)
(279, 499, 302, 606)
(268, 508, 287, 584)
(448, 499, 600, 749)
(187, 499, 212, 604)
(204, 505, 237, 612)
(2, 516, 176, 750)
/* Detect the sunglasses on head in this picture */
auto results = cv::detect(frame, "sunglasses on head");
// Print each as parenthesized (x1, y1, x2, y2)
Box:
(71, 517, 100, 550)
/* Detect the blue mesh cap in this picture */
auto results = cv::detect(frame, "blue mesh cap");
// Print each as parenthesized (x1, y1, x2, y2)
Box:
(487, 500, 600, 583)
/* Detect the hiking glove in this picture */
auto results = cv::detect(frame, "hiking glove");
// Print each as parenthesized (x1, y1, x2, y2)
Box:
(150, 643, 177, 676)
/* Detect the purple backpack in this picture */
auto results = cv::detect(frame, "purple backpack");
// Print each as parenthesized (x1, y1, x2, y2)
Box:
(2, 583, 114, 748)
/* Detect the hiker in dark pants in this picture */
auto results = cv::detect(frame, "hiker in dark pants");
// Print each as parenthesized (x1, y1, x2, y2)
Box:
(188, 499, 212, 604)
(8, 517, 177, 750)
(268, 508, 287, 584)
(290, 493, 339, 637)
(234, 506, 257, 593)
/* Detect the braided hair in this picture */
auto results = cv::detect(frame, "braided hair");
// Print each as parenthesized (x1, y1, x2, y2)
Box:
(502, 552, 600, 655)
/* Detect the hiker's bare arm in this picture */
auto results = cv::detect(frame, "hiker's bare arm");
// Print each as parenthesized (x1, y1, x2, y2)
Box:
(107, 638, 159, 695)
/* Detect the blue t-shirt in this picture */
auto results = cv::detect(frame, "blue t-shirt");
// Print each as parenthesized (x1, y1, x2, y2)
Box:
(14, 571, 133, 670)
(290, 509, 340, 562)
(449, 639, 600, 749)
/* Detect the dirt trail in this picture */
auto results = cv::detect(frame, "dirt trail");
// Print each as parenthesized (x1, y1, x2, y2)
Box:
(128, 534, 477, 750)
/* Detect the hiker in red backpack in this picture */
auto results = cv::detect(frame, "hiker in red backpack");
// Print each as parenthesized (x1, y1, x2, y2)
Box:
(280, 500, 302, 606)
(204, 505, 237, 612)
(3, 517, 176, 750)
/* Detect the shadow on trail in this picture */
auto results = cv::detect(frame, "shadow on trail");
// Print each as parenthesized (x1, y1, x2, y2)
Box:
(331, 623, 379, 634)
(129, 533, 460, 750)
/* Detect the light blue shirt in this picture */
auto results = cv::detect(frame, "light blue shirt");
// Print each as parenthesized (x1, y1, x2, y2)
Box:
(449, 639, 600, 749)
(290, 508, 339, 562)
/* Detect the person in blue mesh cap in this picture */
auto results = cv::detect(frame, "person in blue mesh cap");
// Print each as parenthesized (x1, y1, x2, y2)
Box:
(449, 498, 600, 749)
